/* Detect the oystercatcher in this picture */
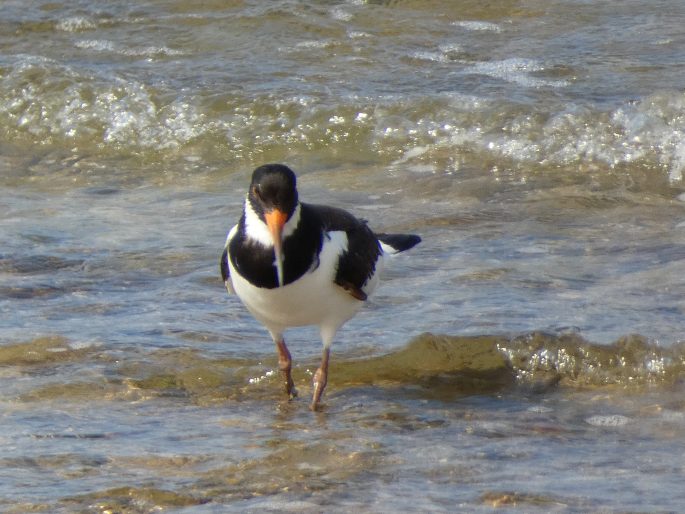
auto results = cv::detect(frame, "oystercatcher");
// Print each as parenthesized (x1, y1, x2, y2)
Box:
(221, 164, 420, 410)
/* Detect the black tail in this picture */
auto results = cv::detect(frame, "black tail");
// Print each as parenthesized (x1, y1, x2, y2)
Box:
(377, 233, 421, 254)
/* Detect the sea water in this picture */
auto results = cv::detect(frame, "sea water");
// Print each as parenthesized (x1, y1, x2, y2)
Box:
(2, 0, 685, 511)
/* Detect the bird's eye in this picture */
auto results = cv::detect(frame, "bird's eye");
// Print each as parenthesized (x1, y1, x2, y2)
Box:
(252, 185, 264, 201)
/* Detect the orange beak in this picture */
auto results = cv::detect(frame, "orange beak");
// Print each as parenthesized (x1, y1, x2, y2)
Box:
(264, 209, 288, 287)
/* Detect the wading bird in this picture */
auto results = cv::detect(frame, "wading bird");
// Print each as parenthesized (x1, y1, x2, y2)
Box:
(221, 164, 420, 409)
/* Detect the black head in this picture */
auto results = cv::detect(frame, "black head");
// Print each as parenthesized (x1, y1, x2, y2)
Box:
(248, 164, 299, 220)
(245, 164, 300, 287)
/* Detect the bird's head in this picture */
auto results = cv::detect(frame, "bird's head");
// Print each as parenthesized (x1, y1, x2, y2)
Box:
(247, 164, 299, 287)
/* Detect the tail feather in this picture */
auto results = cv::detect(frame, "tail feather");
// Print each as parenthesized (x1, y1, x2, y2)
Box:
(377, 233, 421, 254)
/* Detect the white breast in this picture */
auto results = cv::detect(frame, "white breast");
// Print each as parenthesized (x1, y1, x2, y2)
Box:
(228, 231, 383, 345)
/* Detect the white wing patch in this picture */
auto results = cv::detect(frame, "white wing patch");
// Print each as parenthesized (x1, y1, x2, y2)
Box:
(224, 224, 238, 295)
(379, 241, 400, 255)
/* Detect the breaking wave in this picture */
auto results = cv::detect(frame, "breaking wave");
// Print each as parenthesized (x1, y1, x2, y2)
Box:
(2, 53, 685, 184)
(5, 332, 683, 404)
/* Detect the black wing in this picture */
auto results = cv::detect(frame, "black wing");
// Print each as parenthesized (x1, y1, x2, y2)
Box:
(304, 203, 382, 301)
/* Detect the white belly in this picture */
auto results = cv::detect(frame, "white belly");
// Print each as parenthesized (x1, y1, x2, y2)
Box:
(228, 231, 383, 343)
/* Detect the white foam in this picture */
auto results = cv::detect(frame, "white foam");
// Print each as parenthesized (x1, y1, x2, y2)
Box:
(86, 78, 208, 150)
(75, 40, 116, 53)
(470, 58, 570, 88)
(394, 146, 430, 164)
(294, 40, 333, 50)
(408, 42, 463, 64)
(75, 39, 184, 58)
(585, 415, 631, 427)
(527, 405, 554, 413)
(330, 6, 353, 21)
(410, 51, 449, 63)
(453, 21, 503, 33)
(660, 410, 685, 422)
(68, 340, 101, 350)
(56, 16, 97, 32)
(439, 42, 463, 54)
(669, 139, 685, 182)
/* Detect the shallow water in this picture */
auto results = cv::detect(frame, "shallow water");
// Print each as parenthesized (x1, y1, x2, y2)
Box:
(2, 0, 685, 512)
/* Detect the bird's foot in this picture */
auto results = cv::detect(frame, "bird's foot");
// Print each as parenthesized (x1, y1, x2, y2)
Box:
(286, 380, 298, 400)
(280, 362, 298, 400)
(310, 365, 328, 411)
(275, 337, 297, 400)
(310, 348, 330, 411)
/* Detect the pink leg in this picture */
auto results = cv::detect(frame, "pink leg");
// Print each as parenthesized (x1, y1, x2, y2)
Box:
(310, 347, 330, 411)
(275, 338, 297, 399)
